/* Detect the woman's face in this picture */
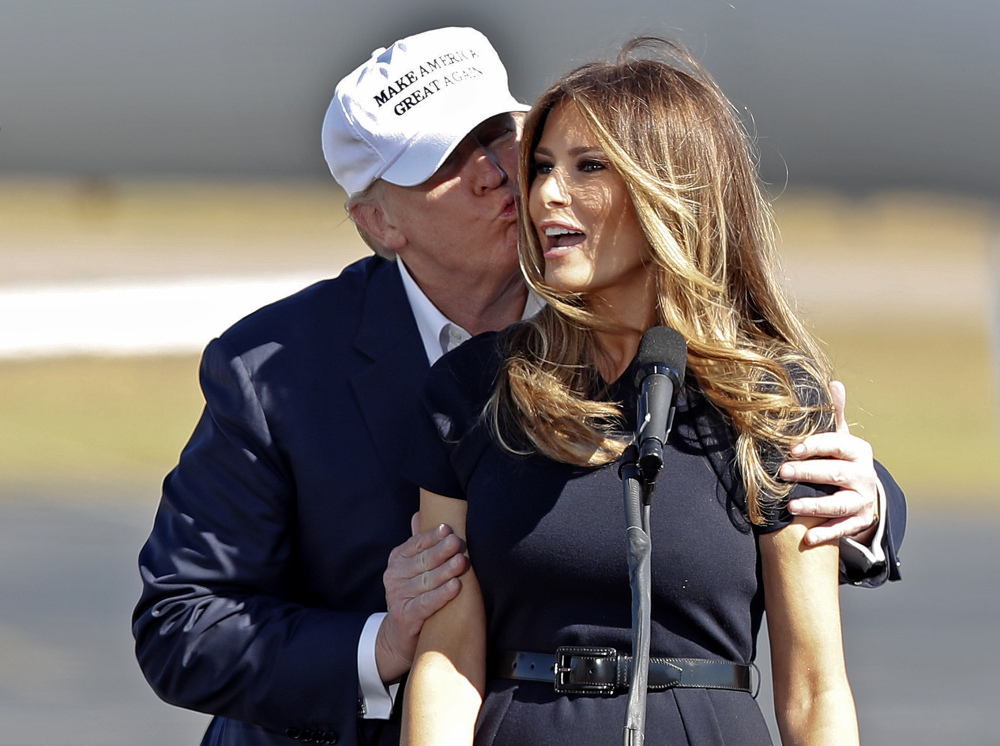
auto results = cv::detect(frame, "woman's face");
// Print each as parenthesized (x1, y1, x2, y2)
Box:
(528, 101, 651, 305)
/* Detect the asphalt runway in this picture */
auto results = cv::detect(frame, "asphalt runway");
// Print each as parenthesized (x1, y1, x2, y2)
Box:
(0, 494, 995, 745)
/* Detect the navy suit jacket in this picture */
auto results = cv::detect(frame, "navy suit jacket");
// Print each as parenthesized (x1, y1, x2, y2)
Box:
(134, 254, 905, 745)
(134, 256, 421, 745)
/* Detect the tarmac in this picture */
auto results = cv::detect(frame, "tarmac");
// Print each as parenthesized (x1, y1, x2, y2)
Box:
(0, 492, 996, 745)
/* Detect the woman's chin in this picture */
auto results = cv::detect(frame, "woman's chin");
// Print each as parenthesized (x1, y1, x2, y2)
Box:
(543, 274, 580, 294)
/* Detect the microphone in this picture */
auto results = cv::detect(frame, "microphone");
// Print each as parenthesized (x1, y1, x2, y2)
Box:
(633, 326, 687, 482)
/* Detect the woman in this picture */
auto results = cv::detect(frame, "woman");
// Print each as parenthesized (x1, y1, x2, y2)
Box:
(401, 39, 858, 746)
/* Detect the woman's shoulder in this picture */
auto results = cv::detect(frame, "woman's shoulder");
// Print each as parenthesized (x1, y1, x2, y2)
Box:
(421, 330, 508, 428)
(784, 362, 830, 406)
(433, 330, 505, 373)
(428, 330, 505, 393)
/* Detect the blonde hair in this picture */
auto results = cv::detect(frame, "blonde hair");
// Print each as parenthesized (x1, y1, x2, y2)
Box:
(492, 38, 834, 523)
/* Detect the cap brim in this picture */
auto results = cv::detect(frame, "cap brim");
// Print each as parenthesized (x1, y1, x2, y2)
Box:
(381, 96, 530, 188)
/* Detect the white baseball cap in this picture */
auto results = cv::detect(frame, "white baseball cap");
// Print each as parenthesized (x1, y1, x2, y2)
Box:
(322, 27, 529, 196)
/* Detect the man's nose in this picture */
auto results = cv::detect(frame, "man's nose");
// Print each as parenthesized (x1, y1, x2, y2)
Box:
(472, 143, 509, 191)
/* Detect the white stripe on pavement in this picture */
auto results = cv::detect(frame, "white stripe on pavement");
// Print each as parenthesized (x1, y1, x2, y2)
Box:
(0, 274, 323, 358)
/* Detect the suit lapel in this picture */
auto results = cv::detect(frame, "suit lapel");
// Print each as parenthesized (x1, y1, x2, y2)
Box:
(350, 261, 430, 472)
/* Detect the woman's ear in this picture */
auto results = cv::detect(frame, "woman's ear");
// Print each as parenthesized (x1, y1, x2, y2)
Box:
(349, 198, 407, 251)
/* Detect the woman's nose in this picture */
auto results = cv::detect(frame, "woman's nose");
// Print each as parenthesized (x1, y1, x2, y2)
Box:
(538, 169, 569, 206)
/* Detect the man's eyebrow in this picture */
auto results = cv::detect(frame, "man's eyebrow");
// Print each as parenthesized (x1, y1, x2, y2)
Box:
(477, 116, 515, 138)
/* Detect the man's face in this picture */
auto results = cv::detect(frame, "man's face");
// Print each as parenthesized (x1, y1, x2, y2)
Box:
(379, 113, 521, 286)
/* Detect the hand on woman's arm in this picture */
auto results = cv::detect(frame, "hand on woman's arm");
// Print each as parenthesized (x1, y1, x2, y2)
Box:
(401, 490, 486, 746)
(760, 516, 859, 746)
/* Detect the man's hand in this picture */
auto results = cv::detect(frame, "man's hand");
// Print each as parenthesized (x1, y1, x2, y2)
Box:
(780, 381, 881, 547)
(374, 513, 468, 683)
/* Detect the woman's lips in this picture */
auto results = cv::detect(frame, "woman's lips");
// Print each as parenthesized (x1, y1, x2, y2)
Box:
(540, 224, 586, 256)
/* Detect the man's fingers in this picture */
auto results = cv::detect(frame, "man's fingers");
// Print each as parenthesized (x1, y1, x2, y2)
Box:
(829, 380, 849, 435)
(391, 523, 456, 561)
(801, 515, 863, 546)
(787, 431, 871, 463)
(781, 447, 877, 505)
(415, 552, 468, 594)
(392, 564, 466, 636)
(386, 542, 468, 603)
(410, 511, 420, 536)
(788, 489, 877, 545)
(787, 491, 865, 520)
(386, 531, 464, 584)
(377, 527, 467, 679)
(417, 531, 465, 572)
(780, 459, 859, 489)
(407, 576, 463, 623)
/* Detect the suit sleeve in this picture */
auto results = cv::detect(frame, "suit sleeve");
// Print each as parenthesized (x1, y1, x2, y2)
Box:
(878, 460, 906, 579)
(838, 460, 905, 588)
(132, 336, 366, 742)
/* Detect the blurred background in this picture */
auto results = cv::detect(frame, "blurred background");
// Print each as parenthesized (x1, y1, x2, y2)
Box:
(1, 1, 998, 744)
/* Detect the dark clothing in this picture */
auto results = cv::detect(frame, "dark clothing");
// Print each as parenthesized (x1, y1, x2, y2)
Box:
(404, 331, 890, 745)
(133, 257, 417, 746)
(133, 255, 904, 746)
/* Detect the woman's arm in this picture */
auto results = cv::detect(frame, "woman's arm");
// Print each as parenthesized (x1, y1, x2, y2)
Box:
(760, 517, 859, 746)
(401, 489, 487, 746)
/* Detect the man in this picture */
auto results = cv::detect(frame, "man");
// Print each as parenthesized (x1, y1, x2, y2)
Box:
(134, 27, 903, 746)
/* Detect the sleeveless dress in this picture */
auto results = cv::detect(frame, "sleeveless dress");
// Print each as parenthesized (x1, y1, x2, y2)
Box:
(405, 331, 831, 745)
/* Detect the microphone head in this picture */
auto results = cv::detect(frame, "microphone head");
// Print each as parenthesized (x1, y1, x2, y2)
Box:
(635, 326, 687, 387)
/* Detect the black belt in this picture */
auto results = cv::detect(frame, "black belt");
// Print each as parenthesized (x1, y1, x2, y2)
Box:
(491, 647, 756, 696)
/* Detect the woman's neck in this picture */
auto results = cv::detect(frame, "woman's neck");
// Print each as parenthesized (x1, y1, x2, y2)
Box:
(593, 330, 642, 383)
(589, 274, 658, 382)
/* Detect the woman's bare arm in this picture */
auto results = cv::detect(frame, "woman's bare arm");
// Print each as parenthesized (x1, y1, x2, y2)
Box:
(760, 517, 859, 746)
(400, 489, 486, 746)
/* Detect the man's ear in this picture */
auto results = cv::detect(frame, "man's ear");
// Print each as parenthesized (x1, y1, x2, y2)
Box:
(349, 199, 407, 251)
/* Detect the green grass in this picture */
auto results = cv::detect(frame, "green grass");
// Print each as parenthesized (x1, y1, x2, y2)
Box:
(0, 355, 204, 496)
(817, 322, 1000, 503)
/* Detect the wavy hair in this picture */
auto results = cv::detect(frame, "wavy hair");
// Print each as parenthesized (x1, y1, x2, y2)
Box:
(490, 38, 834, 523)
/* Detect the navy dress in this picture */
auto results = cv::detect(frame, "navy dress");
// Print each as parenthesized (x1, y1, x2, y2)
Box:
(406, 332, 832, 745)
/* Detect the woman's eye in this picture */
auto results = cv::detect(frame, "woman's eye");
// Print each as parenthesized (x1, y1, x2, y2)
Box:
(533, 162, 553, 176)
(580, 160, 605, 173)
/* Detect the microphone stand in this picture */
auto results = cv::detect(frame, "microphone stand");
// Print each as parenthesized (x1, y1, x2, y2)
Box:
(618, 325, 686, 746)
(618, 444, 658, 746)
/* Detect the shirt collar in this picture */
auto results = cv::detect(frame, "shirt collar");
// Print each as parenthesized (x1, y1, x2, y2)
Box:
(396, 258, 544, 366)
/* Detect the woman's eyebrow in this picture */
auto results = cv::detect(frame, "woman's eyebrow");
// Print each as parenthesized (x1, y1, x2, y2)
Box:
(533, 145, 603, 157)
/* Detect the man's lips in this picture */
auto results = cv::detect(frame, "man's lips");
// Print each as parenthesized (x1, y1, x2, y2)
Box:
(500, 196, 518, 219)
